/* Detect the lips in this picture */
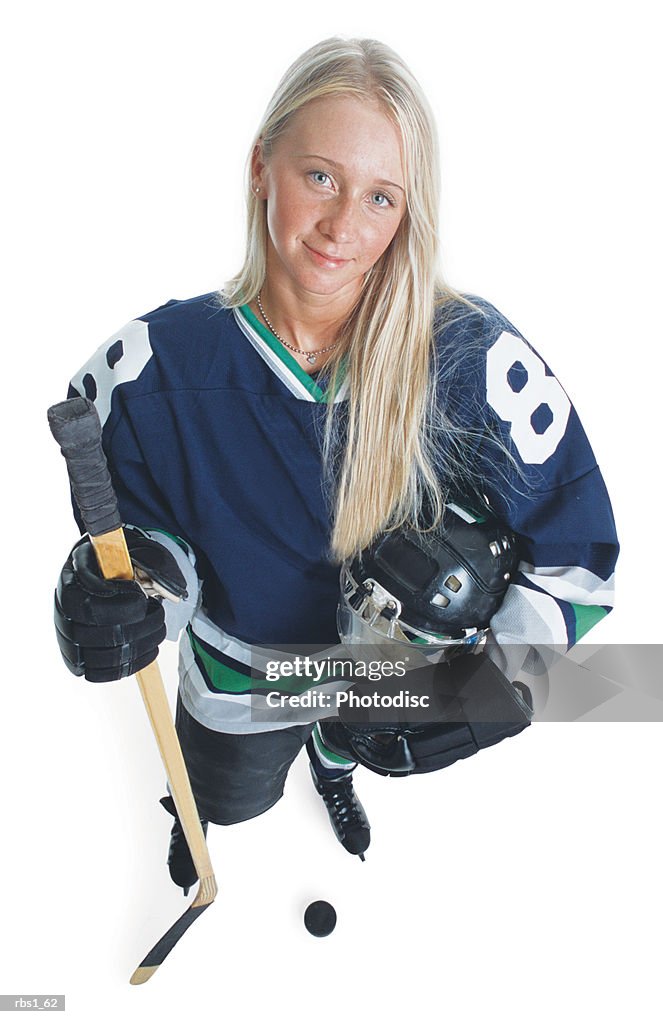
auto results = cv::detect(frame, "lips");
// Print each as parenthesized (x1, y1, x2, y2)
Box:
(304, 242, 350, 266)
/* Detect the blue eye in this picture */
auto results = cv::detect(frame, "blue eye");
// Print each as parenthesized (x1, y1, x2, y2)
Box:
(372, 192, 394, 208)
(310, 171, 332, 187)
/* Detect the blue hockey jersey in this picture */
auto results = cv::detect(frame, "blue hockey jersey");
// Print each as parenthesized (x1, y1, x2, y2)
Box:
(67, 292, 619, 732)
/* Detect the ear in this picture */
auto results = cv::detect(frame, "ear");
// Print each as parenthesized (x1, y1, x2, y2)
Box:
(251, 140, 267, 196)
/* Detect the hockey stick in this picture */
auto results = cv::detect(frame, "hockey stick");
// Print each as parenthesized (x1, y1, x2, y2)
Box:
(47, 396, 218, 985)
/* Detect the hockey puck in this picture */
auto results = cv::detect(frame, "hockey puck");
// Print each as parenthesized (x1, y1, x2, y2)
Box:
(304, 900, 337, 937)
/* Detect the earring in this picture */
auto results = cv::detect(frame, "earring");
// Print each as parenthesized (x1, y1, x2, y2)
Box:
(255, 186, 261, 194)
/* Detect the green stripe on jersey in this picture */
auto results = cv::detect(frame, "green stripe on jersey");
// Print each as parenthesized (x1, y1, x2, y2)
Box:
(571, 603, 608, 642)
(189, 632, 336, 695)
(239, 303, 325, 400)
(446, 501, 486, 524)
(238, 303, 346, 403)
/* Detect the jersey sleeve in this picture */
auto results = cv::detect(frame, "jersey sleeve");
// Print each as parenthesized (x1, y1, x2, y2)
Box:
(66, 314, 201, 639)
(436, 296, 619, 683)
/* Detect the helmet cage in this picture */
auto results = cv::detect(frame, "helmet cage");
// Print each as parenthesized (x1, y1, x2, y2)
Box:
(338, 562, 487, 657)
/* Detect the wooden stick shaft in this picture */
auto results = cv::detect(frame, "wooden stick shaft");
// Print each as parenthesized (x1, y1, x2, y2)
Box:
(90, 527, 133, 580)
(89, 528, 215, 890)
(134, 661, 214, 886)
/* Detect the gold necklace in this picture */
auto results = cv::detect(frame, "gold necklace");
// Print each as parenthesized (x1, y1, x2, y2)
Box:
(256, 292, 340, 366)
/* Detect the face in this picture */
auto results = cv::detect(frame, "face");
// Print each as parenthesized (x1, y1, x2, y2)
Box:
(252, 94, 407, 303)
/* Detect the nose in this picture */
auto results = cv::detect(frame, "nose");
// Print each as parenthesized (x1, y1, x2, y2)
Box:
(317, 195, 358, 245)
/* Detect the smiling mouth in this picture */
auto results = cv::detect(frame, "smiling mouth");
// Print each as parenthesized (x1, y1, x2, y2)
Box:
(304, 242, 351, 265)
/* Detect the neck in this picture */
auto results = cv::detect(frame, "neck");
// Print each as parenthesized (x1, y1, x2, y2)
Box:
(255, 245, 362, 351)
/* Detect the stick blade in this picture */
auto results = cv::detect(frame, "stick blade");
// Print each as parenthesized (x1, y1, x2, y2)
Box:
(129, 901, 211, 984)
(129, 965, 159, 986)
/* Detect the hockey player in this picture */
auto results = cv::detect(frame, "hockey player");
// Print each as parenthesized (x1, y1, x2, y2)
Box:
(54, 37, 619, 893)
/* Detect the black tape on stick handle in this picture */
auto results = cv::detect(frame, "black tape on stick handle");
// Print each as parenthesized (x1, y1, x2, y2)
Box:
(47, 397, 122, 537)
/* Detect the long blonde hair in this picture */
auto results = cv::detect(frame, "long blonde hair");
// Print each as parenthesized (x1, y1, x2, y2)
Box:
(223, 37, 484, 562)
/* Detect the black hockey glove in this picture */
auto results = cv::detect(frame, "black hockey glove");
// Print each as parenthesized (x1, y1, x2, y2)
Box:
(54, 528, 188, 683)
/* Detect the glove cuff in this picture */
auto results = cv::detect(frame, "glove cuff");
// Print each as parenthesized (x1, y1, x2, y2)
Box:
(138, 529, 200, 640)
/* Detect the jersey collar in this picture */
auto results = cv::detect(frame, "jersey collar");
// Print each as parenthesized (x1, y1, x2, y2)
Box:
(234, 304, 348, 404)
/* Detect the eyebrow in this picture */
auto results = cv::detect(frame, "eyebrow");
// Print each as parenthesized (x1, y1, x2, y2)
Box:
(295, 154, 405, 193)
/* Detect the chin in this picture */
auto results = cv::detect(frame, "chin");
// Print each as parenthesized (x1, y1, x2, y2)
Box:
(292, 264, 362, 297)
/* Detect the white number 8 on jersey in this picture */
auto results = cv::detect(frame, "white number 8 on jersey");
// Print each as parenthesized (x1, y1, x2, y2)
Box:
(486, 332, 571, 464)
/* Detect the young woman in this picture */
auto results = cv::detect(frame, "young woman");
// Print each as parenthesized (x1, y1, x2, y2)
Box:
(54, 37, 619, 892)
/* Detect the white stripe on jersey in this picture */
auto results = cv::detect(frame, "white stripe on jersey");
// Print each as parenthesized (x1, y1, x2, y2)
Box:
(233, 307, 349, 404)
(487, 582, 570, 685)
(191, 608, 343, 671)
(490, 582, 570, 648)
(233, 308, 317, 402)
(520, 563, 615, 606)
(178, 631, 353, 734)
(69, 319, 153, 427)
(191, 608, 284, 669)
(178, 636, 256, 731)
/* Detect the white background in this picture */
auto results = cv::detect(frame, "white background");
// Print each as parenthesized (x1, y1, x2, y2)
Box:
(2, 1, 661, 1021)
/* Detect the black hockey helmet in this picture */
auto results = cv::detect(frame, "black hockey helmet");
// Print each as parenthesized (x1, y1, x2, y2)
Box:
(337, 502, 519, 659)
